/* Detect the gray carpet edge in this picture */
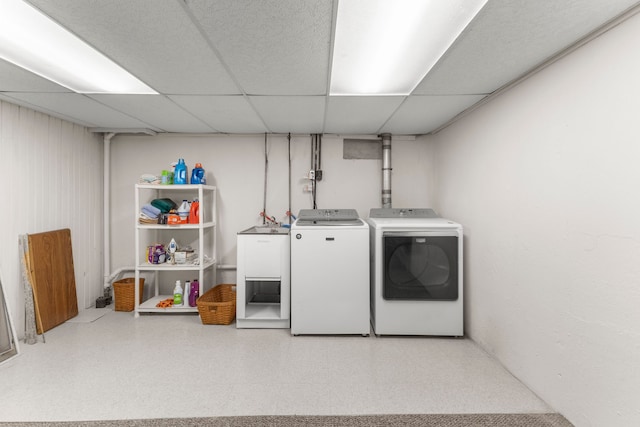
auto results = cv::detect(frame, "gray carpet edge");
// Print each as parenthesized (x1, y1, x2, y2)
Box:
(0, 413, 574, 427)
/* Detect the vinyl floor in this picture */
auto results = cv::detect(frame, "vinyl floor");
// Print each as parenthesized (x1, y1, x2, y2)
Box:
(0, 308, 552, 422)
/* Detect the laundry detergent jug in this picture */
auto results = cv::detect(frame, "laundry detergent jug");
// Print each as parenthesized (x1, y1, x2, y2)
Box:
(177, 200, 190, 223)
(191, 163, 206, 184)
(188, 199, 200, 224)
(173, 158, 188, 184)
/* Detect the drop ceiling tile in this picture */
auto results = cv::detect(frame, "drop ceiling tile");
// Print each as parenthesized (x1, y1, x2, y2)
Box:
(249, 96, 325, 134)
(89, 94, 213, 133)
(413, 0, 640, 95)
(381, 95, 486, 135)
(169, 95, 267, 134)
(186, 0, 333, 95)
(1, 92, 156, 129)
(5, 0, 639, 135)
(325, 96, 405, 135)
(27, 0, 240, 95)
(0, 59, 71, 92)
(0, 93, 97, 127)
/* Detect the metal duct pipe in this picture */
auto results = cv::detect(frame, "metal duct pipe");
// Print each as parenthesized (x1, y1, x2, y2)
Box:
(381, 133, 392, 208)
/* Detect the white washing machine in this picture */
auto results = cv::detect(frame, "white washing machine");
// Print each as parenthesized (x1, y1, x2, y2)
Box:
(290, 209, 370, 336)
(367, 208, 463, 336)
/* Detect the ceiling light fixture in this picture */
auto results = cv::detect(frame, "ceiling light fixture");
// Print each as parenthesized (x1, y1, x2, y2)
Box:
(330, 0, 487, 96)
(0, 0, 156, 94)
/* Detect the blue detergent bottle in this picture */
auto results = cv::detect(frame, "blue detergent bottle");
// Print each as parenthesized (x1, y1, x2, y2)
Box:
(191, 163, 206, 184)
(174, 158, 188, 184)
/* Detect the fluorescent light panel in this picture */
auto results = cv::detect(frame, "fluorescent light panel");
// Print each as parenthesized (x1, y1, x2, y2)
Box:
(330, 0, 487, 96)
(0, 0, 156, 94)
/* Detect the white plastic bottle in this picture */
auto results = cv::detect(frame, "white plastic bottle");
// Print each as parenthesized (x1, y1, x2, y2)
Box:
(168, 238, 177, 264)
(184, 280, 191, 309)
(177, 200, 190, 223)
(173, 280, 183, 307)
(178, 200, 191, 224)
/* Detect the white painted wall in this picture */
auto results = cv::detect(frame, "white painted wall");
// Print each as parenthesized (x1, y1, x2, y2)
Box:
(0, 100, 104, 336)
(110, 134, 435, 288)
(427, 12, 640, 427)
(0, 99, 434, 334)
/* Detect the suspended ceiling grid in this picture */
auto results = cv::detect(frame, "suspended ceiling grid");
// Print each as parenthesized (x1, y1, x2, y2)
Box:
(0, 0, 639, 135)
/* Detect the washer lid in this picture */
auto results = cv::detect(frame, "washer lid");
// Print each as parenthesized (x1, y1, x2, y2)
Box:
(369, 208, 439, 218)
(296, 209, 362, 225)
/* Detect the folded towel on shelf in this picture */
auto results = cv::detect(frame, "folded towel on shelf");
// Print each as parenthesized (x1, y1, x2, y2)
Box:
(141, 204, 161, 218)
(150, 198, 177, 213)
(141, 208, 158, 219)
(139, 174, 161, 184)
(138, 215, 159, 224)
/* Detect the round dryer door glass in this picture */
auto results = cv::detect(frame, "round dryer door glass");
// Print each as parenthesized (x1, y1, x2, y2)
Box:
(389, 243, 449, 285)
(383, 235, 458, 300)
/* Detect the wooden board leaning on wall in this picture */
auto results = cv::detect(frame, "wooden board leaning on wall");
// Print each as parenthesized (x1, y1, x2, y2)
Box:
(27, 228, 78, 334)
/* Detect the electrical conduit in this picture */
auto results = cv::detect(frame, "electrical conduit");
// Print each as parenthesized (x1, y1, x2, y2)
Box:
(381, 133, 392, 208)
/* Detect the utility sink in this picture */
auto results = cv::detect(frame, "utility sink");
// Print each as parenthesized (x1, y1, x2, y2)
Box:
(236, 224, 291, 329)
(238, 226, 290, 235)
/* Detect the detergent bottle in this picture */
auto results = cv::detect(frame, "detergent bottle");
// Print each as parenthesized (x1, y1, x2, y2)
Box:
(189, 280, 200, 307)
(173, 158, 188, 184)
(189, 199, 200, 224)
(177, 200, 190, 223)
(173, 280, 183, 307)
(191, 163, 206, 184)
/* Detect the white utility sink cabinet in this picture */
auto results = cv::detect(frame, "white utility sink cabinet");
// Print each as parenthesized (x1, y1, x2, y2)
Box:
(236, 226, 290, 328)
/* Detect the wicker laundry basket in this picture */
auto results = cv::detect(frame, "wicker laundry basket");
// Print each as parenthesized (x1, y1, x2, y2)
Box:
(113, 278, 145, 312)
(197, 284, 236, 325)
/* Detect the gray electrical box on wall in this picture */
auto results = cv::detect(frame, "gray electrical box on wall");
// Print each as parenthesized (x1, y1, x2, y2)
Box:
(343, 139, 382, 160)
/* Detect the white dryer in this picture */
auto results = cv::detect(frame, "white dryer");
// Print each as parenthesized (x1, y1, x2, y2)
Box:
(290, 209, 370, 336)
(367, 208, 463, 336)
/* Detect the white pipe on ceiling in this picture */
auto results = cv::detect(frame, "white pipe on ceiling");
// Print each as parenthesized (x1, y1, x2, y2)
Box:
(103, 132, 115, 294)
(98, 130, 155, 297)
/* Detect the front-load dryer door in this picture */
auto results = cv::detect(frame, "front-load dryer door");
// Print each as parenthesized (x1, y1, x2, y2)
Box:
(383, 233, 458, 301)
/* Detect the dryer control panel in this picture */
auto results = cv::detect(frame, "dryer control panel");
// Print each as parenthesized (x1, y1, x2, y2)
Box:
(298, 209, 359, 221)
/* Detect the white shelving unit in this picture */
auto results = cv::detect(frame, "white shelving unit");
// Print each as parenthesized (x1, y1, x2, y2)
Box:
(134, 184, 217, 317)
